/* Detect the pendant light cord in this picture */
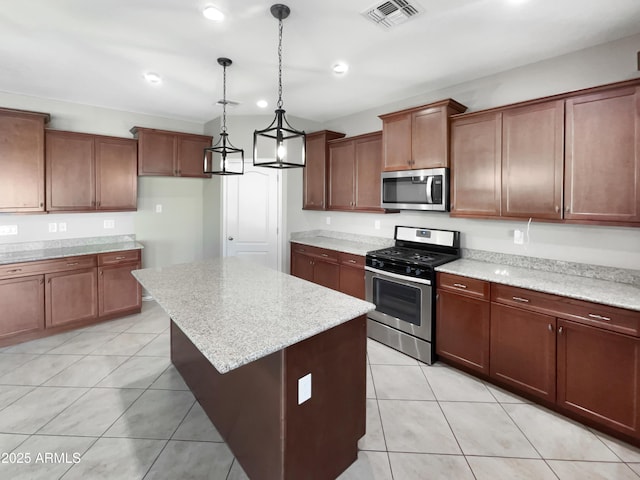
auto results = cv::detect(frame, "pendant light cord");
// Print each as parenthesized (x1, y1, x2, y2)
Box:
(277, 17, 283, 109)
(221, 63, 227, 133)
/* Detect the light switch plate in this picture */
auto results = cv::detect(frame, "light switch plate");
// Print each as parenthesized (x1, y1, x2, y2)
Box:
(298, 373, 312, 405)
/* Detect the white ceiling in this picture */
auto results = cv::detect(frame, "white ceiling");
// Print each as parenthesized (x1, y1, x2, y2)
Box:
(1, 0, 639, 124)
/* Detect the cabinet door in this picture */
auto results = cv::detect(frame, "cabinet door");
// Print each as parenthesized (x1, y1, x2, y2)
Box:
(95, 137, 137, 210)
(177, 135, 212, 177)
(0, 275, 45, 339)
(412, 106, 448, 169)
(328, 141, 355, 210)
(291, 251, 314, 282)
(450, 113, 502, 216)
(98, 262, 142, 318)
(46, 131, 95, 211)
(502, 101, 564, 219)
(0, 111, 46, 212)
(565, 86, 640, 223)
(557, 319, 640, 437)
(490, 303, 556, 402)
(354, 133, 383, 211)
(382, 113, 412, 171)
(137, 130, 176, 176)
(313, 259, 340, 291)
(45, 268, 98, 327)
(436, 289, 490, 374)
(339, 265, 364, 299)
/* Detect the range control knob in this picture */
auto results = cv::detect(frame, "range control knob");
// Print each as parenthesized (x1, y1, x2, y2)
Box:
(415, 269, 423, 276)
(406, 266, 412, 274)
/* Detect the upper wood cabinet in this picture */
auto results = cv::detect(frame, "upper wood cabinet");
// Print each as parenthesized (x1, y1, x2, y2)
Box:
(0, 108, 50, 212)
(502, 100, 564, 219)
(564, 85, 640, 223)
(379, 99, 467, 171)
(131, 126, 213, 178)
(46, 130, 137, 212)
(450, 112, 502, 216)
(303, 130, 345, 210)
(328, 132, 385, 213)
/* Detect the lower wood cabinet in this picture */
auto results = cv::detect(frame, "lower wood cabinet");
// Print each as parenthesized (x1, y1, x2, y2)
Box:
(0, 275, 45, 339)
(436, 271, 640, 445)
(0, 249, 142, 347)
(97, 249, 142, 318)
(45, 267, 98, 327)
(435, 287, 490, 374)
(490, 303, 556, 402)
(290, 243, 365, 299)
(557, 319, 640, 438)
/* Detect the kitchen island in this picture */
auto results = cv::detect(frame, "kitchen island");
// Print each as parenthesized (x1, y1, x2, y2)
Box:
(132, 257, 375, 480)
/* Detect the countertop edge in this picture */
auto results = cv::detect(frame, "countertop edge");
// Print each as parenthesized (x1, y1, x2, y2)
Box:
(0, 241, 144, 265)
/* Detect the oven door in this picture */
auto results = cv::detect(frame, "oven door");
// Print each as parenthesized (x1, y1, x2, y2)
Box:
(365, 266, 433, 342)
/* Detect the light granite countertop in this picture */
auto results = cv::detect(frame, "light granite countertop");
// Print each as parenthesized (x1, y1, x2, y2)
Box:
(436, 259, 640, 312)
(290, 231, 393, 256)
(132, 257, 376, 374)
(0, 240, 143, 265)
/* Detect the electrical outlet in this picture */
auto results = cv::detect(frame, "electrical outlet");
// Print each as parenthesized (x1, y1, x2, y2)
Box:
(103, 219, 115, 229)
(58, 222, 67, 232)
(48, 223, 57, 233)
(514, 229, 524, 245)
(155, 204, 163, 213)
(374, 220, 381, 230)
(0, 225, 18, 236)
(325, 216, 331, 225)
(298, 373, 312, 405)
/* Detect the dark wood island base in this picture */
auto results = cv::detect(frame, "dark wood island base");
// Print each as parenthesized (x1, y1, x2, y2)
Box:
(171, 315, 367, 480)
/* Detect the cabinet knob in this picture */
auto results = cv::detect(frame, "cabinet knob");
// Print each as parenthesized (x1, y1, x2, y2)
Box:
(40, 202, 44, 208)
(548, 324, 553, 332)
(565, 205, 570, 213)
(558, 326, 564, 334)
(555, 205, 560, 213)
(228, 236, 234, 241)
(100, 271, 103, 276)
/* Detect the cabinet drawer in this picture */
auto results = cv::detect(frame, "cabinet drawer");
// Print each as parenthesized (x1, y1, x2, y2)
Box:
(492, 283, 640, 337)
(338, 252, 364, 268)
(44, 255, 97, 274)
(291, 243, 338, 262)
(0, 261, 47, 279)
(98, 249, 141, 266)
(437, 272, 490, 300)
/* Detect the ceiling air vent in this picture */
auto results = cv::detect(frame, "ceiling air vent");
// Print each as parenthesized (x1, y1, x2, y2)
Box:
(362, 0, 423, 29)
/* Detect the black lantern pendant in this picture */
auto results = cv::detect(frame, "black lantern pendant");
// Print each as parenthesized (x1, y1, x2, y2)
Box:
(253, 4, 306, 169)
(204, 57, 244, 175)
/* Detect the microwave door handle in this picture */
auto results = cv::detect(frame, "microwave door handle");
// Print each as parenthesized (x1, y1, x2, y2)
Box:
(425, 176, 433, 204)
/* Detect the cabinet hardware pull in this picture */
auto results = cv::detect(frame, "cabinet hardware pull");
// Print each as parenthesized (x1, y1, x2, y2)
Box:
(548, 324, 553, 332)
(555, 205, 560, 213)
(66, 262, 79, 266)
(588, 313, 611, 321)
(100, 271, 103, 276)
(321, 253, 328, 257)
(565, 205, 570, 212)
(7, 268, 22, 273)
(558, 326, 564, 334)
(39, 202, 44, 208)
(453, 283, 467, 289)
(512, 296, 530, 303)
(348, 260, 357, 264)
(40, 279, 44, 285)
(115, 256, 126, 260)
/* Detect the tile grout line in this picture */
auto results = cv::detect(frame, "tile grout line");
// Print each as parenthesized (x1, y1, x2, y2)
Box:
(366, 350, 395, 479)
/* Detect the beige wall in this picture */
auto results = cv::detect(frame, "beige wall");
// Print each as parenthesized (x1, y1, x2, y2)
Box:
(287, 33, 640, 270)
(0, 92, 207, 269)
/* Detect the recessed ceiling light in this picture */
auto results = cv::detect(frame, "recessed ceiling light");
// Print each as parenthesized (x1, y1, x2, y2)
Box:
(332, 62, 349, 75)
(256, 99, 269, 108)
(203, 5, 225, 22)
(143, 72, 162, 85)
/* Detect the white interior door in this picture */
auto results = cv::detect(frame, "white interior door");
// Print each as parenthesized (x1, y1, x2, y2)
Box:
(223, 160, 281, 270)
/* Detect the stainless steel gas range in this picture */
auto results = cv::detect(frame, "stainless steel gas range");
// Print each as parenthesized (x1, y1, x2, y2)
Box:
(365, 226, 460, 364)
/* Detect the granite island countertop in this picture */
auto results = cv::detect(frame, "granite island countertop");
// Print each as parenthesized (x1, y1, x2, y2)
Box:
(132, 257, 376, 374)
(436, 259, 640, 312)
(0, 236, 143, 265)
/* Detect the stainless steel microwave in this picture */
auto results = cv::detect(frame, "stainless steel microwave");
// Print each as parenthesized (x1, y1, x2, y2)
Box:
(381, 168, 449, 211)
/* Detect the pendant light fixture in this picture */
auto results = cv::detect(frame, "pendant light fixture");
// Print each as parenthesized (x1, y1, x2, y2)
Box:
(253, 4, 306, 169)
(204, 57, 244, 175)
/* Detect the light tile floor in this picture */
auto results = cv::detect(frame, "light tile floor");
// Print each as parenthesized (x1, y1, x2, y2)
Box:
(1, 301, 639, 479)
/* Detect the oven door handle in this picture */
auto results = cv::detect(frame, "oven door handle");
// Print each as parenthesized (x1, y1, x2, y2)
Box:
(365, 266, 432, 286)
